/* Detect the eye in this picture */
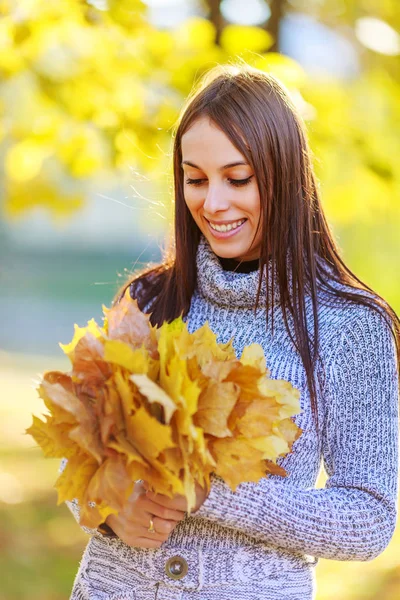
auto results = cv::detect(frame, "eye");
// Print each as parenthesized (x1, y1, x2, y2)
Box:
(228, 176, 254, 187)
(185, 178, 206, 186)
(185, 176, 254, 187)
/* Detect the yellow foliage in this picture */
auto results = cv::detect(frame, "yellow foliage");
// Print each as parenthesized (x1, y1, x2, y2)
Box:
(5, 140, 52, 182)
(0, 0, 399, 258)
(253, 52, 307, 89)
(173, 17, 216, 52)
(220, 25, 273, 55)
(27, 288, 302, 526)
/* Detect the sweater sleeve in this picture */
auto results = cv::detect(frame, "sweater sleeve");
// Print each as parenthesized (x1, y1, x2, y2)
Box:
(191, 307, 399, 561)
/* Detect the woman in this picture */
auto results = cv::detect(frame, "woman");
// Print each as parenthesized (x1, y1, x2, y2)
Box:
(65, 64, 400, 600)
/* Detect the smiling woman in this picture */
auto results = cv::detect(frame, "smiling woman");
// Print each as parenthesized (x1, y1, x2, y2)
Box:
(65, 63, 400, 600)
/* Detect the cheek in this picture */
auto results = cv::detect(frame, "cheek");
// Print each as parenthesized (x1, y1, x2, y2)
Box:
(184, 188, 203, 214)
(243, 188, 261, 221)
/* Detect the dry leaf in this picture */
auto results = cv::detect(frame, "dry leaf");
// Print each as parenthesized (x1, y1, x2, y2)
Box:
(194, 381, 239, 437)
(27, 290, 302, 527)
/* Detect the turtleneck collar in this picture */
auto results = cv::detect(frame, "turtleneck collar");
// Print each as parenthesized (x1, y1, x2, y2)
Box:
(195, 234, 282, 309)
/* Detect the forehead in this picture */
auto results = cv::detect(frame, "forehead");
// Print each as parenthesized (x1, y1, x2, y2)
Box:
(181, 117, 244, 158)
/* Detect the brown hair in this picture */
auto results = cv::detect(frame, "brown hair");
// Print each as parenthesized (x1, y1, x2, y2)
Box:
(113, 63, 400, 425)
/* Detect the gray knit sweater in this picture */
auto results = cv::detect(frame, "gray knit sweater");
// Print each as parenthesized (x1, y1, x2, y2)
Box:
(65, 234, 399, 600)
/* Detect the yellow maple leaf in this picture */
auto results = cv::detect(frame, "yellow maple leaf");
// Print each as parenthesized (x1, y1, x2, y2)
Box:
(240, 343, 267, 372)
(104, 339, 159, 380)
(126, 405, 176, 460)
(201, 358, 238, 383)
(26, 414, 77, 458)
(55, 453, 98, 505)
(247, 434, 290, 460)
(235, 397, 281, 437)
(276, 417, 302, 445)
(259, 377, 302, 419)
(176, 320, 235, 365)
(194, 381, 239, 437)
(60, 320, 106, 375)
(108, 434, 147, 466)
(212, 438, 267, 490)
(130, 373, 177, 423)
(80, 499, 118, 530)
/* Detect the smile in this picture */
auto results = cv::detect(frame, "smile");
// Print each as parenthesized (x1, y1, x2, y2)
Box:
(206, 218, 247, 239)
(208, 218, 247, 232)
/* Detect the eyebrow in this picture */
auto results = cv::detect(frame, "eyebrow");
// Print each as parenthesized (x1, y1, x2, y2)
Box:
(181, 160, 249, 171)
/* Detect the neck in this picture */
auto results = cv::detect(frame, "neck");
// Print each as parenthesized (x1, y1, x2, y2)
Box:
(218, 255, 260, 274)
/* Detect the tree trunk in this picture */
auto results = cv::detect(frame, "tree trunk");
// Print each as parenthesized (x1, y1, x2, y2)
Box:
(268, 0, 285, 52)
(207, 0, 223, 46)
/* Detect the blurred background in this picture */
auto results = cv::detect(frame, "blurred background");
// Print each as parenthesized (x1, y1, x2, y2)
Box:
(0, 0, 399, 598)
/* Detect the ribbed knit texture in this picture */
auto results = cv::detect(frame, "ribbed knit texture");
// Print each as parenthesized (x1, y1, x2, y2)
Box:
(65, 234, 399, 600)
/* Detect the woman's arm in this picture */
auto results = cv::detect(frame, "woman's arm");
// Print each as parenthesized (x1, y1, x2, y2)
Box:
(191, 307, 399, 561)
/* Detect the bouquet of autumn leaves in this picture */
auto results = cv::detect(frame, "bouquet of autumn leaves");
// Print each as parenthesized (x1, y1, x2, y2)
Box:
(27, 287, 302, 529)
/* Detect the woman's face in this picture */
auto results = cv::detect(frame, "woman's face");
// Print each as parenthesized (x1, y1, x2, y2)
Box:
(181, 116, 262, 262)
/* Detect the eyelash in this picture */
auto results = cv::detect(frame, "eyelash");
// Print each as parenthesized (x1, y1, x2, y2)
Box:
(185, 176, 253, 187)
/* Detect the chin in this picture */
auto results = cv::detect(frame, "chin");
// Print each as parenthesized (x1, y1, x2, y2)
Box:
(204, 235, 250, 260)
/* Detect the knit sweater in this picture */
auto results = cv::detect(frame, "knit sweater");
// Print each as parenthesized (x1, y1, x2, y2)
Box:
(65, 234, 399, 600)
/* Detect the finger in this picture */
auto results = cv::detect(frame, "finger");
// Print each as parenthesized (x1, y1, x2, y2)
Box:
(146, 490, 187, 512)
(126, 510, 179, 538)
(131, 537, 164, 549)
(152, 517, 178, 536)
(143, 497, 186, 522)
(128, 512, 180, 541)
(108, 514, 169, 545)
(133, 524, 169, 543)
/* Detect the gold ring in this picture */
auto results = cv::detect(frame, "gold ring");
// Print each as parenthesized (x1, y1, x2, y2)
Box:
(148, 517, 156, 534)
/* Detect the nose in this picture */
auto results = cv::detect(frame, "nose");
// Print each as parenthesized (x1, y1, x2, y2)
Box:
(203, 182, 230, 214)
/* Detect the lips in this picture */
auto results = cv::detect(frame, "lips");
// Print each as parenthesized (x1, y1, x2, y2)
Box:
(207, 218, 247, 233)
(205, 217, 247, 239)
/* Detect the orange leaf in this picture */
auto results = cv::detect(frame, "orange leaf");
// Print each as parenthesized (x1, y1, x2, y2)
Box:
(212, 438, 267, 490)
(84, 455, 134, 513)
(235, 397, 281, 437)
(194, 381, 239, 437)
(277, 417, 302, 446)
(103, 289, 157, 356)
(60, 321, 109, 387)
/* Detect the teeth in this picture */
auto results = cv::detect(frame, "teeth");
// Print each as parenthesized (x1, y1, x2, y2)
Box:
(209, 219, 245, 232)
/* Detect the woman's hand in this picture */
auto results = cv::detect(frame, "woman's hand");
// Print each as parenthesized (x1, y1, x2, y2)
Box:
(105, 480, 187, 549)
(144, 480, 209, 514)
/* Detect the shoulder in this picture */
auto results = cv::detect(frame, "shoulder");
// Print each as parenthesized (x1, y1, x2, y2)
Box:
(317, 299, 397, 385)
(309, 290, 397, 388)
(128, 265, 169, 313)
(311, 259, 394, 348)
(319, 295, 391, 337)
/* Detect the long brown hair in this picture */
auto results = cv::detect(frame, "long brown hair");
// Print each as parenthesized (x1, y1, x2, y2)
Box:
(113, 63, 400, 424)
